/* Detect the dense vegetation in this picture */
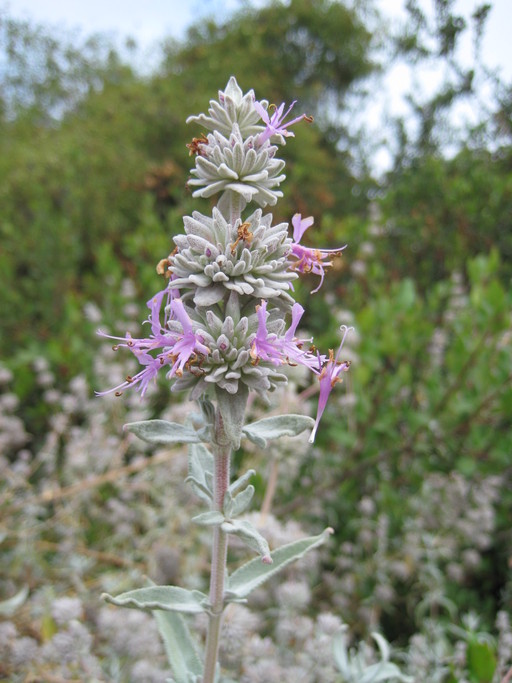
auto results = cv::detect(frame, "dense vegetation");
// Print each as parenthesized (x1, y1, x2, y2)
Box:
(1, 1, 511, 680)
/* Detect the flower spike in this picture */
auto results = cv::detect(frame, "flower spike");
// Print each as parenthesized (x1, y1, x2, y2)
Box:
(98, 78, 352, 448)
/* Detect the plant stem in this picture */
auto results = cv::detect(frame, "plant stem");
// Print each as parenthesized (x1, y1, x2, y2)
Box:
(202, 415, 231, 683)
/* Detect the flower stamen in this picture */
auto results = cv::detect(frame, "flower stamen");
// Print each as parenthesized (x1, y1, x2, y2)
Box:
(230, 222, 254, 255)
(186, 133, 209, 156)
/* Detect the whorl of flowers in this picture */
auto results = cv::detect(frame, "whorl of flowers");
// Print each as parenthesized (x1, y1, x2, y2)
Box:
(170, 294, 291, 398)
(99, 77, 349, 441)
(187, 125, 286, 215)
(170, 208, 297, 307)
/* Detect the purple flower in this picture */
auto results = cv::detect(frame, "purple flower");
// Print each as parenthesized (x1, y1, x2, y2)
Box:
(280, 303, 317, 368)
(148, 287, 172, 335)
(96, 349, 163, 398)
(308, 326, 352, 443)
(250, 300, 318, 370)
(168, 298, 210, 377)
(249, 299, 352, 442)
(250, 300, 283, 365)
(290, 214, 346, 293)
(96, 291, 209, 397)
(254, 100, 312, 145)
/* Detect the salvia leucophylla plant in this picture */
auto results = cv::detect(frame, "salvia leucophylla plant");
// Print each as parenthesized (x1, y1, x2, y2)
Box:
(98, 77, 355, 683)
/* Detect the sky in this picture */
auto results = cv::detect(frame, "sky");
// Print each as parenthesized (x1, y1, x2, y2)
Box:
(3, 0, 243, 54)
(3, 0, 511, 171)
(4, 0, 511, 79)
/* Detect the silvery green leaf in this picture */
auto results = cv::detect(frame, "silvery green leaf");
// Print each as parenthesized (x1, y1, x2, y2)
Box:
(153, 610, 203, 683)
(188, 443, 214, 481)
(102, 586, 208, 614)
(227, 528, 333, 599)
(215, 384, 248, 449)
(0, 585, 29, 616)
(223, 491, 234, 518)
(196, 425, 212, 441)
(186, 478, 212, 505)
(221, 519, 271, 561)
(192, 511, 225, 527)
(228, 469, 256, 496)
(226, 481, 256, 517)
(194, 285, 226, 307)
(225, 484, 255, 518)
(186, 443, 214, 503)
(372, 631, 391, 661)
(124, 420, 201, 445)
(333, 630, 413, 683)
(242, 414, 315, 448)
(332, 629, 350, 673)
(365, 631, 414, 681)
(225, 291, 240, 323)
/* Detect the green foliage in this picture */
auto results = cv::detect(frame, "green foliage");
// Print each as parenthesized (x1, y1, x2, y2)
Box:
(0, 10, 130, 120)
(284, 251, 512, 633)
(167, 0, 374, 121)
(466, 639, 496, 682)
(379, 148, 512, 289)
(389, 0, 493, 158)
(0, 1, 373, 416)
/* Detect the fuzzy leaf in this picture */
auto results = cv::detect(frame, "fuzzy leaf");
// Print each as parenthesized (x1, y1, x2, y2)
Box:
(223, 469, 256, 517)
(332, 629, 350, 672)
(224, 484, 255, 518)
(242, 414, 315, 448)
(333, 631, 414, 683)
(186, 443, 214, 503)
(227, 528, 333, 599)
(124, 420, 201, 445)
(102, 586, 208, 614)
(194, 285, 225, 307)
(153, 610, 203, 683)
(215, 384, 248, 449)
(221, 519, 271, 561)
(192, 511, 225, 527)
(228, 469, 256, 496)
